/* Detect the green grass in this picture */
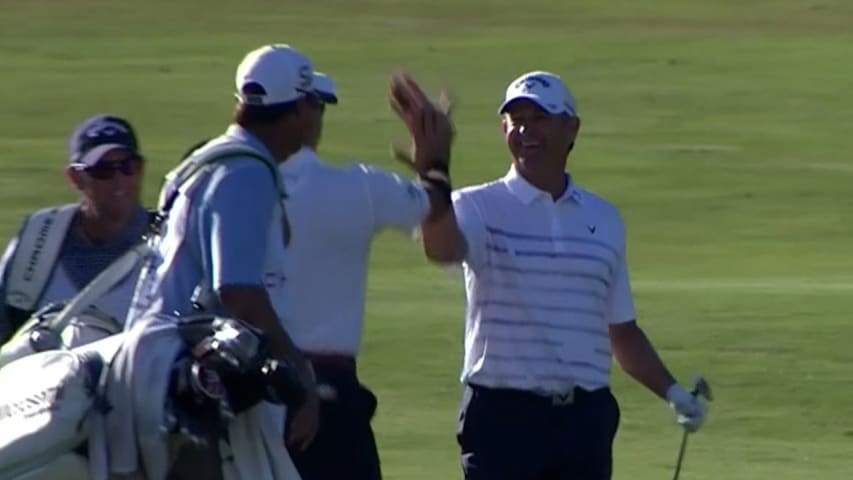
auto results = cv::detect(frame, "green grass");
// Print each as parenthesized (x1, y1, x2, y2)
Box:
(2, 0, 853, 478)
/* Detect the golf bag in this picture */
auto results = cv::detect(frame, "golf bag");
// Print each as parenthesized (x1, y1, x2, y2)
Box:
(0, 241, 152, 480)
(0, 312, 306, 480)
(0, 139, 295, 480)
(0, 241, 151, 369)
(0, 334, 124, 480)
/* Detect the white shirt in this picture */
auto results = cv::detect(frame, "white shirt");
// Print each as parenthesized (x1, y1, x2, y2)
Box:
(268, 147, 430, 355)
(452, 166, 635, 393)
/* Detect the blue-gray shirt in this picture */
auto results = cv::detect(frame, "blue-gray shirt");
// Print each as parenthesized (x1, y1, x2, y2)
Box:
(126, 125, 279, 325)
(0, 205, 149, 341)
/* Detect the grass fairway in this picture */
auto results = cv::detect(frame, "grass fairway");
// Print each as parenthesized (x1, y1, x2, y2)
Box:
(2, 0, 853, 478)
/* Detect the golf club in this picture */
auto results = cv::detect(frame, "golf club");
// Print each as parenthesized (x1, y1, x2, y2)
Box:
(672, 376, 713, 480)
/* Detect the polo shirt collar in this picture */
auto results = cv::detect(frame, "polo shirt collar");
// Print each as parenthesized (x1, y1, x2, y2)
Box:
(503, 165, 583, 205)
(280, 146, 320, 176)
(224, 124, 276, 160)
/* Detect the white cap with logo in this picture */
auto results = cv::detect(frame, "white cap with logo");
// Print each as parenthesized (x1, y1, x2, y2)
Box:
(498, 71, 578, 117)
(235, 44, 317, 106)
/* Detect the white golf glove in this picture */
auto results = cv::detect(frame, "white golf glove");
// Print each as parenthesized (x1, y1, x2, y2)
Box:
(665, 383, 707, 433)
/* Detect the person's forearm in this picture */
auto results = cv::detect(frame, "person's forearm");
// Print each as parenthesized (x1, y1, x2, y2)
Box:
(218, 286, 315, 385)
(420, 197, 466, 263)
(609, 322, 676, 399)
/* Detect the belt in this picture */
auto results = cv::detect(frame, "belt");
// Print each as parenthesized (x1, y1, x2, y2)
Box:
(469, 383, 608, 407)
(304, 352, 358, 402)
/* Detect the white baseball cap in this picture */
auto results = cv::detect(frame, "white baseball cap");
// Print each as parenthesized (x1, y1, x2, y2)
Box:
(313, 72, 338, 104)
(498, 71, 578, 117)
(235, 44, 317, 106)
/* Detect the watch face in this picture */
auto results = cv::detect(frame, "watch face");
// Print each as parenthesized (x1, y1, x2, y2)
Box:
(191, 362, 226, 400)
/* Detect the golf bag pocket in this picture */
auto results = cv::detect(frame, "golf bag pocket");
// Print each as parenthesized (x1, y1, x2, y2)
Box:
(0, 348, 105, 479)
(0, 303, 121, 369)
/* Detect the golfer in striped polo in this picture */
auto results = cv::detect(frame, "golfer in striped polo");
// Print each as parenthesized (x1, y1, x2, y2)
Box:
(418, 71, 709, 479)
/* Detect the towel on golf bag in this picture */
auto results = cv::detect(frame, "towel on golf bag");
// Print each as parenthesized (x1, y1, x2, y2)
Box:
(87, 316, 182, 480)
(90, 315, 302, 480)
(221, 402, 300, 480)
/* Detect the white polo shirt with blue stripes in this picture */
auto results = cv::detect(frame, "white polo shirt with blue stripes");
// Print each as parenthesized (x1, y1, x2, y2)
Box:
(452, 166, 635, 394)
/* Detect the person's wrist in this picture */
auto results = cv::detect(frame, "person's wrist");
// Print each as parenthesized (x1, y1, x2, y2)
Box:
(426, 158, 449, 174)
(420, 168, 451, 188)
(665, 383, 690, 405)
(295, 358, 316, 389)
(419, 173, 453, 221)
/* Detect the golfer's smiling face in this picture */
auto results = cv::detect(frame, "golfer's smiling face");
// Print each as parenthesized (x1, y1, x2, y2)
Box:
(502, 99, 577, 170)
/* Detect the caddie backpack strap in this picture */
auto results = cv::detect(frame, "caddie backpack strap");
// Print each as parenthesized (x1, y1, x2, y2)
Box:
(150, 140, 289, 242)
(4, 204, 78, 328)
(132, 140, 290, 317)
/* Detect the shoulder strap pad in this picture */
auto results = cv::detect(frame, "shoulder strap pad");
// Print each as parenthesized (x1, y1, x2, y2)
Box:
(156, 141, 285, 216)
(143, 140, 291, 314)
(5, 204, 77, 312)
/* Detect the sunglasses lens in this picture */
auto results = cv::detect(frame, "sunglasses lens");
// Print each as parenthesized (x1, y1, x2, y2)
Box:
(84, 157, 140, 180)
(86, 167, 117, 180)
(119, 160, 137, 175)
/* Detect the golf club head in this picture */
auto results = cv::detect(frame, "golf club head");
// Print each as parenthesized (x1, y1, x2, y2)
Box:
(689, 375, 713, 402)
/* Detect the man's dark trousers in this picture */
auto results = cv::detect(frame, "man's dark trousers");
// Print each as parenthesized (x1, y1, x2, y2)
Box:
(289, 357, 381, 480)
(457, 383, 621, 480)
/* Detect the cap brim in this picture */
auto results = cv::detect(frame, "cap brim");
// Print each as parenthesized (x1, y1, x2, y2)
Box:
(70, 144, 135, 168)
(498, 94, 564, 115)
(312, 71, 337, 104)
(317, 91, 338, 104)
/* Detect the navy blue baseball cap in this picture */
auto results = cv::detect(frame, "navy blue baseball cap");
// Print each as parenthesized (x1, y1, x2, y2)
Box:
(68, 114, 141, 168)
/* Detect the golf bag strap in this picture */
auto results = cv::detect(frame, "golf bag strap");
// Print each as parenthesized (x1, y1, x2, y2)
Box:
(144, 142, 290, 313)
(45, 242, 154, 333)
(158, 142, 285, 216)
(4, 204, 77, 313)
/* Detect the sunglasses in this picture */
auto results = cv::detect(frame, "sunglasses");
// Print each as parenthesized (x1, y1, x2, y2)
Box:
(78, 156, 142, 180)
